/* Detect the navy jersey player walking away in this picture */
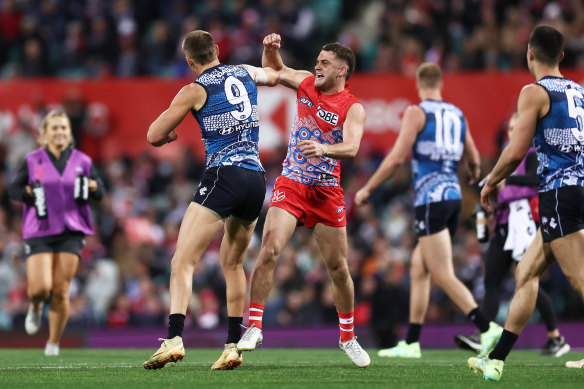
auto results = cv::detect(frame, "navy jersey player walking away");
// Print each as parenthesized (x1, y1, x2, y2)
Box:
(455, 113, 570, 357)
(469, 26, 584, 381)
(9, 110, 104, 356)
(355, 63, 502, 359)
(142, 30, 279, 371)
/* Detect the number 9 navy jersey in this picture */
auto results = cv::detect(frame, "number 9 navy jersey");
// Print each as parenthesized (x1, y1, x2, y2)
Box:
(534, 76, 584, 192)
(412, 100, 466, 207)
(192, 64, 263, 172)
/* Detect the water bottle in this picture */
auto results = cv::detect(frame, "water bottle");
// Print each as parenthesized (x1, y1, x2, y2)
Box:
(474, 204, 488, 243)
(74, 175, 89, 204)
(32, 181, 48, 219)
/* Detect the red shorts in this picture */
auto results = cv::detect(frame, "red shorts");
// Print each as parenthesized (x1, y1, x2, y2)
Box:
(269, 176, 346, 228)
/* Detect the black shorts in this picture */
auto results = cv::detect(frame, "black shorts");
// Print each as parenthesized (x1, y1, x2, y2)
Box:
(193, 166, 266, 222)
(414, 200, 461, 237)
(24, 229, 86, 259)
(539, 186, 584, 242)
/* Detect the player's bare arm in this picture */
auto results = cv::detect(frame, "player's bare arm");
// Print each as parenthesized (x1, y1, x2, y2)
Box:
(239, 64, 280, 87)
(298, 103, 365, 160)
(262, 33, 312, 90)
(355, 105, 424, 205)
(147, 83, 205, 147)
(462, 120, 481, 184)
(480, 84, 548, 211)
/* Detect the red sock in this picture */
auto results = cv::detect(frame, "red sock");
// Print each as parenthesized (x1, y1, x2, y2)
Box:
(338, 311, 354, 343)
(248, 302, 265, 330)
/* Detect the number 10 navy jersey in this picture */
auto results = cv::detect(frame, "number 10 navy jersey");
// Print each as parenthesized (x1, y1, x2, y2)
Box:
(412, 100, 466, 207)
(534, 76, 584, 192)
(192, 64, 263, 172)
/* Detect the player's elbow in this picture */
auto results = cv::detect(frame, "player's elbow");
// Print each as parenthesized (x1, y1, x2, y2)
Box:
(147, 126, 164, 146)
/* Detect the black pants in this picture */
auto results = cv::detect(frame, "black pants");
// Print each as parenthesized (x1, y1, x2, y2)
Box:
(483, 224, 558, 332)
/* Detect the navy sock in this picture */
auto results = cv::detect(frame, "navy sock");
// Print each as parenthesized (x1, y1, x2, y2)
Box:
(489, 330, 518, 361)
(226, 316, 243, 344)
(468, 308, 490, 333)
(405, 323, 422, 344)
(168, 313, 186, 339)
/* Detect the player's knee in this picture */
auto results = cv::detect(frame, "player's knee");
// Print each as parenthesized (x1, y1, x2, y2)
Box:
(51, 283, 70, 301)
(327, 262, 350, 283)
(258, 243, 283, 267)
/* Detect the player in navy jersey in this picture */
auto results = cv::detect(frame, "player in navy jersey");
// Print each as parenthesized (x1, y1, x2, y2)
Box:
(469, 25, 584, 381)
(356, 62, 503, 359)
(142, 30, 279, 371)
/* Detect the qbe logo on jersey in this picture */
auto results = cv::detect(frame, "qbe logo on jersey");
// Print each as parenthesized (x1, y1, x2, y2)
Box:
(317, 106, 339, 126)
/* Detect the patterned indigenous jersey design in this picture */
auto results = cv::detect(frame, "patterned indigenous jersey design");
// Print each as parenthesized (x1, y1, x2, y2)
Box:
(534, 76, 584, 192)
(412, 100, 466, 206)
(192, 64, 263, 171)
(282, 76, 359, 186)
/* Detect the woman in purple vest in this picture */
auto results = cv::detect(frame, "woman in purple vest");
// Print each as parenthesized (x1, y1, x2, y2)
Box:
(9, 110, 104, 356)
(455, 113, 569, 356)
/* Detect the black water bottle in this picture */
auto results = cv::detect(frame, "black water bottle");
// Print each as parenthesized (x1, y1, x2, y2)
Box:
(74, 175, 89, 204)
(474, 204, 488, 243)
(32, 181, 48, 219)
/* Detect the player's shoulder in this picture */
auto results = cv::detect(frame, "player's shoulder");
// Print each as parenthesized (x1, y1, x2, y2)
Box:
(520, 82, 549, 102)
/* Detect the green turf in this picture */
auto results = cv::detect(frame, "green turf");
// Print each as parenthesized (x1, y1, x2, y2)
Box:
(0, 348, 582, 388)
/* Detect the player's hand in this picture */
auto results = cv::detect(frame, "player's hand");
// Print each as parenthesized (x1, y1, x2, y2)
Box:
(263, 33, 281, 51)
(467, 164, 480, 185)
(298, 140, 326, 157)
(25, 185, 33, 197)
(355, 187, 371, 206)
(88, 179, 98, 192)
(480, 182, 497, 212)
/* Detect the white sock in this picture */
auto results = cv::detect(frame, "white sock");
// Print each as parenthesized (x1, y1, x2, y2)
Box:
(44, 342, 59, 356)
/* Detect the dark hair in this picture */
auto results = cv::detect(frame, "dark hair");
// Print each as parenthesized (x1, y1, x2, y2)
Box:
(529, 25, 564, 66)
(182, 30, 217, 65)
(416, 62, 442, 89)
(321, 42, 356, 80)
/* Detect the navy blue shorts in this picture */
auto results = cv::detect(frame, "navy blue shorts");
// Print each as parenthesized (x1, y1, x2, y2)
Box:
(414, 200, 461, 237)
(193, 166, 266, 222)
(539, 186, 584, 242)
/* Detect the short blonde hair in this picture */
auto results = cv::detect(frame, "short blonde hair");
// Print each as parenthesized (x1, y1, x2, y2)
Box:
(416, 62, 442, 89)
(38, 110, 73, 147)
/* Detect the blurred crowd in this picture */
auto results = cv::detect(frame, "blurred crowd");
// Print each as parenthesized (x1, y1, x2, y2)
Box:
(2, 0, 584, 79)
(0, 96, 582, 349)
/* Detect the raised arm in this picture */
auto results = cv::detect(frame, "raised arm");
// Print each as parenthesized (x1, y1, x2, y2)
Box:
(147, 83, 205, 147)
(463, 119, 481, 184)
(355, 105, 424, 205)
(262, 33, 312, 90)
(480, 84, 547, 211)
(239, 64, 280, 87)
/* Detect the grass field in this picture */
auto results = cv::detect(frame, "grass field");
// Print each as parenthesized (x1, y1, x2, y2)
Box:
(0, 348, 582, 388)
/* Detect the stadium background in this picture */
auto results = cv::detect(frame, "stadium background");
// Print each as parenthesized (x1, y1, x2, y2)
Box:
(0, 0, 583, 350)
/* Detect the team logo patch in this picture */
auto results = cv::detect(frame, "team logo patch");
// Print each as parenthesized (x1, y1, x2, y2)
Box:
(76, 166, 84, 173)
(272, 190, 285, 202)
(317, 106, 339, 125)
(336, 206, 345, 214)
(199, 187, 208, 196)
(299, 97, 314, 107)
(541, 216, 548, 225)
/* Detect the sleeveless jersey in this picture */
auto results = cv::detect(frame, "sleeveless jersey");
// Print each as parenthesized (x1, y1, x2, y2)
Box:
(281, 76, 359, 187)
(192, 64, 263, 171)
(412, 100, 466, 206)
(534, 76, 584, 192)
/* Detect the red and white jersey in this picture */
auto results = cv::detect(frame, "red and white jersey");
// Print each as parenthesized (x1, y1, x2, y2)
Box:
(281, 76, 359, 187)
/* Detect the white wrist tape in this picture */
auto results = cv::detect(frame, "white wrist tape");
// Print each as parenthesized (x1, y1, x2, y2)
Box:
(240, 64, 268, 85)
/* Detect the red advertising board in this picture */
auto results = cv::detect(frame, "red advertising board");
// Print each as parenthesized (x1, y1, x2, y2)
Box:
(1, 71, 583, 162)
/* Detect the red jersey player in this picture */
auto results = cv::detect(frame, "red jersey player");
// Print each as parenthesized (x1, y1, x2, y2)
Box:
(237, 33, 370, 368)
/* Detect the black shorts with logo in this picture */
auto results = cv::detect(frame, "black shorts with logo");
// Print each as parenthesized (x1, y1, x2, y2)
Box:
(25, 229, 86, 259)
(414, 199, 461, 238)
(193, 165, 266, 222)
(539, 186, 584, 242)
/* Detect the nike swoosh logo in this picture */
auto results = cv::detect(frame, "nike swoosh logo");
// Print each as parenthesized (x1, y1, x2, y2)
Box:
(338, 216, 345, 222)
